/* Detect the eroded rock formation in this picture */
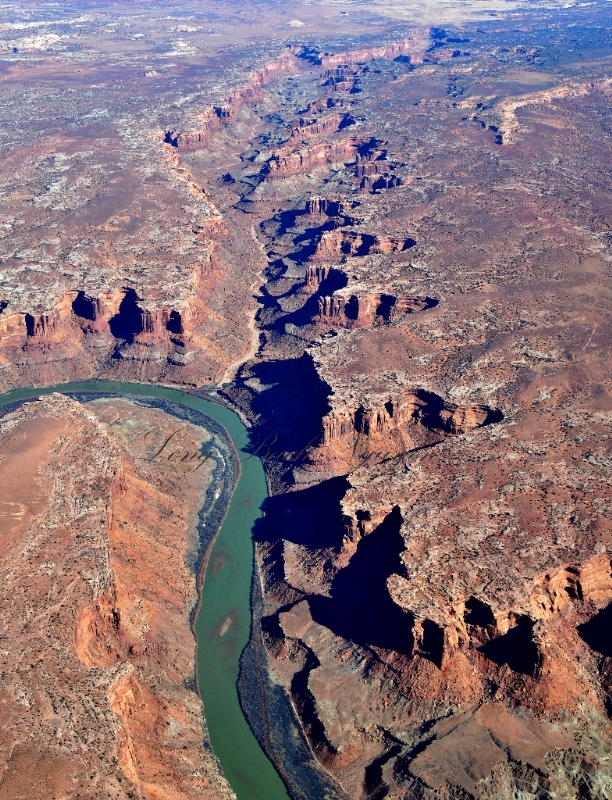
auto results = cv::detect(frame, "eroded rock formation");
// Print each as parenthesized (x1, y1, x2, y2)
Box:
(262, 136, 372, 180)
(165, 51, 300, 149)
(317, 290, 435, 328)
(5, 4, 612, 798)
(294, 31, 432, 68)
(310, 230, 415, 260)
(0, 394, 234, 800)
(197, 20, 612, 798)
(309, 387, 497, 473)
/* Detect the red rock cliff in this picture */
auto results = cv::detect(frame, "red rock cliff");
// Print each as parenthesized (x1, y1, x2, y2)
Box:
(0, 394, 234, 800)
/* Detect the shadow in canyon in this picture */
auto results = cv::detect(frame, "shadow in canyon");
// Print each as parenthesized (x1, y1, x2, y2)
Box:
(109, 288, 144, 344)
(464, 596, 496, 627)
(274, 269, 349, 331)
(364, 743, 402, 800)
(419, 620, 444, 668)
(254, 476, 350, 550)
(414, 389, 504, 432)
(243, 354, 332, 475)
(479, 616, 540, 676)
(264, 204, 355, 241)
(578, 600, 612, 658)
(290, 648, 330, 757)
(72, 291, 98, 321)
(255, 258, 348, 333)
(308, 507, 415, 655)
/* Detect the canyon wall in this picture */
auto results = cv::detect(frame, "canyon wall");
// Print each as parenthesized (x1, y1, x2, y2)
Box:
(5, 9, 612, 800)
(0, 394, 235, 800)
(201, 25, 612, 799)
(164, 52, 301, 149)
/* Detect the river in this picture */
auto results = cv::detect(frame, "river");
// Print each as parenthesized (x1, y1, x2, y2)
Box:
(0, 380, 290, 800)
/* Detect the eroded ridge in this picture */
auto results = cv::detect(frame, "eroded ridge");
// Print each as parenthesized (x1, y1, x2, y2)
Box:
(0, 394, 234, 800)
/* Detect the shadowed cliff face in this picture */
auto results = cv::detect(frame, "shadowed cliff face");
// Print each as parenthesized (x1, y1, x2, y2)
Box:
(5, 2, 612, 798)
(109, 289, 145, 344)
(255, 476, 350, 551)
(308, 507, 414, 655)
(578, 601, 612, 658)
(464, 596, 495, 627)
(479, 616, 540, 676)
(72, 291, 104, 324)
(236, 353, 332, 490)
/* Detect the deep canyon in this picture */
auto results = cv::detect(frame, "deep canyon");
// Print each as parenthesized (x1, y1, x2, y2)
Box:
(1, 0, 612, 797)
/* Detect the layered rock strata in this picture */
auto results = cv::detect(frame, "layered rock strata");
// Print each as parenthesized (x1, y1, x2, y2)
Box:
(0, 394, 235, 800)
(5, 7, 612, 800)
(316, 289, 435, 329)
(183, 21, 612, 799)
(164, 51, 300, 150)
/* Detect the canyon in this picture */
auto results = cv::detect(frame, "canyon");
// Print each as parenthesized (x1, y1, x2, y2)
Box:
(2, 0, 612, 798)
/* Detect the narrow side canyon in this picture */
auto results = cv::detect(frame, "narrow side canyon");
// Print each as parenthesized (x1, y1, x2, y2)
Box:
(3, 4, 612, 799)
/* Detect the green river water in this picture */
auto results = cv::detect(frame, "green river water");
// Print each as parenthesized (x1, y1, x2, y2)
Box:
(0, 380, 290, 800)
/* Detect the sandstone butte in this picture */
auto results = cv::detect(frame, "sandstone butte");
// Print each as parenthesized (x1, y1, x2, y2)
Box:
(0, 393, 234, 800)
(2, 0, 612, 798)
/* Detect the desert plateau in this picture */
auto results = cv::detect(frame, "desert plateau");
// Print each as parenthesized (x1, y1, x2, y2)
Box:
(1, 0, 612, 798)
